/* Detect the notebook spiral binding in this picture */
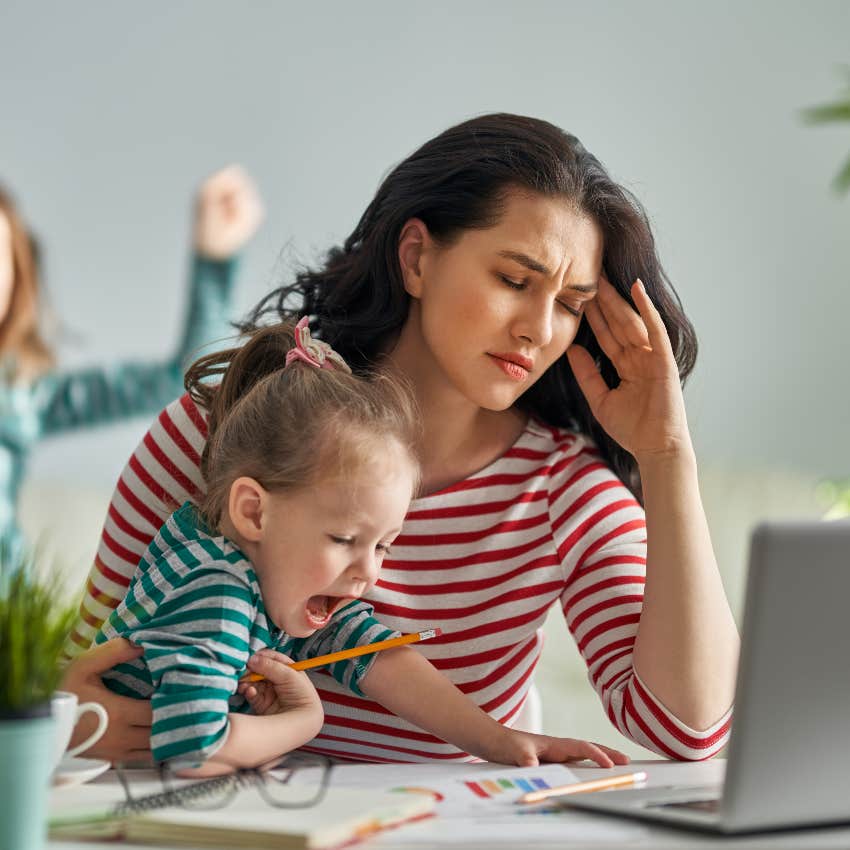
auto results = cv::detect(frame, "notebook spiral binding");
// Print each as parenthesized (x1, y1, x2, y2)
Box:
(113, 771, 255, 816)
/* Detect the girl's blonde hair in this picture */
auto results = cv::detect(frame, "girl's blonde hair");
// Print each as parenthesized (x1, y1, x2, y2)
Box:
(0, 185, 54, 378)
(185, 322, 420, 529)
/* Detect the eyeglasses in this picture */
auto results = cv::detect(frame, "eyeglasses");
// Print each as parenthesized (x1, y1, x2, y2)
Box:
(113, 752, 333, 816)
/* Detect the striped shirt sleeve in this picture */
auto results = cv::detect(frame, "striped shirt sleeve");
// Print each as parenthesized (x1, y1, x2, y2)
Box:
(130, 567, 256, 765)
(288, 600, 400, 696)
(551, 442, 731, 761)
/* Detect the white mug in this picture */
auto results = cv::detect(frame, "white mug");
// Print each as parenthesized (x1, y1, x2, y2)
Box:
(50, 690, 108, 769)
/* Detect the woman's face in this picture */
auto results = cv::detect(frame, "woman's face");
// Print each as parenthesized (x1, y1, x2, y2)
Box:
(398, 189, 603, 412)
(0, 211, 14, 324)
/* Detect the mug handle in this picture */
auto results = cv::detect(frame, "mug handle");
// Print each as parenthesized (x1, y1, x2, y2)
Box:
(66, 702, 109, 758)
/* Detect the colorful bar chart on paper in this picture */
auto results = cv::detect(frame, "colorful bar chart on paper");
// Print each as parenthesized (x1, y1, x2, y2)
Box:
(464, 774, 551, 799)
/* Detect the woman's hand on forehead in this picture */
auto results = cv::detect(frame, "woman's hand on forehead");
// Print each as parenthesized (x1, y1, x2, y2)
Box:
(566, 277, 689, 463)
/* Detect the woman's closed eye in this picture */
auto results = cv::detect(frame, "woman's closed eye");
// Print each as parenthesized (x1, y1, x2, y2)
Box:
(499, 274, 525, 291)
(557, 299, 583, 317)
(499, 274, 583, 317)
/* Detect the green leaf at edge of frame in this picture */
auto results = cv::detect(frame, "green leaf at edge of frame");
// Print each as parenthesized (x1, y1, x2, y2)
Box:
(832, 154, 850, 195)
(801, 101, 850, 125)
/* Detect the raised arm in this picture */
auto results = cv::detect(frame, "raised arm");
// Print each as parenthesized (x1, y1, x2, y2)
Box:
(178, 165, 264, 363)
(565, 277, 738, 755)
(37, 166, 262, 439)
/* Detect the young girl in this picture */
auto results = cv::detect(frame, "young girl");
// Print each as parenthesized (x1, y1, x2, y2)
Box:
(96, 319, 627, 771)
(65, 113, 738, 765)
(0, 166, 262, 561)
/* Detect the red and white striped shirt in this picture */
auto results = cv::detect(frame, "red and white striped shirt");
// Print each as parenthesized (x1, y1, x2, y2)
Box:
(68, 393, 731, 762)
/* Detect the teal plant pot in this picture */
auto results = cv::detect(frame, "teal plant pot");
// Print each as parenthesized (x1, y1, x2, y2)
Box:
(0, 706, 55, 850)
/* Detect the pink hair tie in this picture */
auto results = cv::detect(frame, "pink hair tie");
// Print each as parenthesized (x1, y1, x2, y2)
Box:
(285, 316, 352, 374)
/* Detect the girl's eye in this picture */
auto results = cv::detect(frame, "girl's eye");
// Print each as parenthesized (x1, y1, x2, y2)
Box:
(376, 542, 392, 555)
(330, 535, 353, 545)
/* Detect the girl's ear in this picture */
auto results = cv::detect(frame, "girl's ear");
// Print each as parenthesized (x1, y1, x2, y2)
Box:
(227, 476, 266, 542)
(397, 218, 431, 298)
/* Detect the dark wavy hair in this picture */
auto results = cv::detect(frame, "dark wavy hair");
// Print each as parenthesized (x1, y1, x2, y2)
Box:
(241, 113, 697, 500)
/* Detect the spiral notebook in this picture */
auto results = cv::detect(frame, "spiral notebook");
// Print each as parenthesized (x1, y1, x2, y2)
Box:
(49, 779, 436, 849)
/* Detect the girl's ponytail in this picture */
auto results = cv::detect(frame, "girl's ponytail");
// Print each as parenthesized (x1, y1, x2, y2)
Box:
(185, 324, 295, 479)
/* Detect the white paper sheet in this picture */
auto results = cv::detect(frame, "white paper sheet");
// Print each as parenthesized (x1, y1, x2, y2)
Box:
(321, 762, 648, 845)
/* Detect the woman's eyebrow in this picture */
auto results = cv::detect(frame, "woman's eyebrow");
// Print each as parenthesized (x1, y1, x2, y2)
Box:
(496, 250, 599, 293)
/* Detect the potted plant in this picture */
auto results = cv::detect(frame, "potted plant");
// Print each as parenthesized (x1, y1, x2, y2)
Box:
(0, 556, 79, 850)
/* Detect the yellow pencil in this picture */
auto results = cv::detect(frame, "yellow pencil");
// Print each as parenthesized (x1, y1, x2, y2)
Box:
(240, 628, 443, 682)
(516, 770, 648, 804)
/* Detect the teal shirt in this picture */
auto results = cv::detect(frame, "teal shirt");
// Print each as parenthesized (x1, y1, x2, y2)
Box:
(0, 256, 238, 562)
(97, 502, 397, 765)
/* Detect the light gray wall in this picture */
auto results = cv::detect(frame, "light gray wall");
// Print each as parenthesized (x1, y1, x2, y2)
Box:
(3, 0, 849, 495)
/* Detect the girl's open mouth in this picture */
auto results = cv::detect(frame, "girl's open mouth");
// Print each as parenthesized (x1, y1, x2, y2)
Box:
(305, 595, 351, 628)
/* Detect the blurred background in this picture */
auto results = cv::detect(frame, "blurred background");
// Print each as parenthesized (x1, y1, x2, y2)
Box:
(2, 0, 848, 755)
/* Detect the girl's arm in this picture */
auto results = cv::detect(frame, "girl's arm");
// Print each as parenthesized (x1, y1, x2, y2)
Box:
(194, 655, 324, 777)
(252, 647, 628, 768)
(34, 255, 234, 438)
(178, 166, 264, 362)
(187, 708, 324, 777)
(37, 166, 262, 438)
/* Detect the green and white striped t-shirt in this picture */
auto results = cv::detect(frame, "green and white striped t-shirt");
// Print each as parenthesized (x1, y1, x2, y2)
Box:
(96, 502, 398, 765)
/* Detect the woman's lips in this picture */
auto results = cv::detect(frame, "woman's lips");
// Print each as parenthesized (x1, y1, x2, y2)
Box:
(488, 353, 531, 381)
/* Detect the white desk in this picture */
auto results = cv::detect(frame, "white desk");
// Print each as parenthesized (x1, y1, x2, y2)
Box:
(49, 760, 850, 849)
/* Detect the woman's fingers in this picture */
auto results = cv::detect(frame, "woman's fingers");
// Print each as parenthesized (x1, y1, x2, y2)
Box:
(120, 695, 154, 727)
(595, 277, 651, 350)
(583, 299, 623, 363)
(572, 740, 615, 768)
(566, 345, 609, 414)
(591, 742, 631, 765)
(61, 639, 153, 763)
(631, 279, 674, 358)
(62, 638, 143, 681)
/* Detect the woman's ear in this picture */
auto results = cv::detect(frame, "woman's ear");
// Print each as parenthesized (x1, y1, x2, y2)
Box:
(397, 218, 431, 298)
(227, 477, 266, 542)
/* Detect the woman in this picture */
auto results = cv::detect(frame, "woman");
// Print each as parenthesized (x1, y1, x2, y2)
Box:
(63, 114, 738, 763)
(0, 166, 262, 560)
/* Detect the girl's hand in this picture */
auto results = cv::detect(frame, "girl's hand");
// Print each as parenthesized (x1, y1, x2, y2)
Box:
(237, 650, 323, 722)
(193, 165, 264, 260)
(59, 638, 153, 764)
(490, 728, 630, 768)
(567, 278, 691, 463)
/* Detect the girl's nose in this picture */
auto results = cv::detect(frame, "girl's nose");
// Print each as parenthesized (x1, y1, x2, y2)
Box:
(350, 550, 380, 587)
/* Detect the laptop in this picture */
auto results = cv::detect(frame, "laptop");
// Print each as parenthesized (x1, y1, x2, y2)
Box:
(566, 520, 850, 834)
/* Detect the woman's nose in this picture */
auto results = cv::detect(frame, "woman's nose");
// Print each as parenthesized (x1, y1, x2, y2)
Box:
(513, 297, 554, 347)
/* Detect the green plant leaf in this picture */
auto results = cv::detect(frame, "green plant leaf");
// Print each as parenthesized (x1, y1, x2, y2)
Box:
(0, 552, 81, 712)
(801, 101, 850, 125)
(833, 153, 850, 194)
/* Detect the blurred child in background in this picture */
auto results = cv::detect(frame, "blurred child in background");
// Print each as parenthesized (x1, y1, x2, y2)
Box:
(0, 165, 263, 562)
